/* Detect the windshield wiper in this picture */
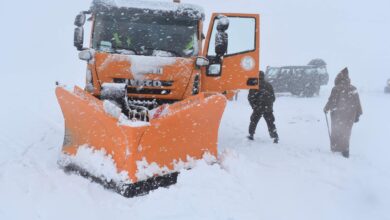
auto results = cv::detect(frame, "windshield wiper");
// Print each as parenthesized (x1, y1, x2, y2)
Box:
(113, 48, 137, 55)
(151, 49, 179, 57)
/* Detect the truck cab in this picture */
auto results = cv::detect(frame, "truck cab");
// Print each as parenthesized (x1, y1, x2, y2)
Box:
(74, 0, 260, 110)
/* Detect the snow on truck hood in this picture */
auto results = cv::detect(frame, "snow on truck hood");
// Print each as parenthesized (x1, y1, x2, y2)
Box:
(92, 0, 204, 20)
(98, 54, 180, 80)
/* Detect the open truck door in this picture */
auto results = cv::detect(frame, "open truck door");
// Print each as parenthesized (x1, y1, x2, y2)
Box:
(201, 13, 260, 93)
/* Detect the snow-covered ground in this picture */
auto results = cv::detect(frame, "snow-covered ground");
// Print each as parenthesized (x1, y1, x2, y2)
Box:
(1, 0, 390, 219)
(0, 82, 389, 219)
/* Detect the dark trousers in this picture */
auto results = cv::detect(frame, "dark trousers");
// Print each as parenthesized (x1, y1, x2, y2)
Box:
(249, 110, 278, 138)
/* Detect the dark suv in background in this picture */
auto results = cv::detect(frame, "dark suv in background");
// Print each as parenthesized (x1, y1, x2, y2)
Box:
(385, 79, 390, 93)
(265, 59, 329, 97)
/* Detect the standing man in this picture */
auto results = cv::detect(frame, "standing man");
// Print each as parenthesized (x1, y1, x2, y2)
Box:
(324, 67, 362, 158)
(248, 71, 279, 143)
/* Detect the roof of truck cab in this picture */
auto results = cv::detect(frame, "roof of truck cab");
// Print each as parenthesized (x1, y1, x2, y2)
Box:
(91, 0, 205, 20)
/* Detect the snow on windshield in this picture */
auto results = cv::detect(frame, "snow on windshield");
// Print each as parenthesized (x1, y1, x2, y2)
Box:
(92, 0, 204, 18)
(92, 12, 198, 57)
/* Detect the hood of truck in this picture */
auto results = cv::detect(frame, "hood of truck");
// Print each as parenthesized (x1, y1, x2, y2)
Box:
(94, 52, 195, 100)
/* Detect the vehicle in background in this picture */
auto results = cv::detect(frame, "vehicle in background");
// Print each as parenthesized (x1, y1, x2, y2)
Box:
(385, 79, 390, 93)
(265, 59, 329, 97)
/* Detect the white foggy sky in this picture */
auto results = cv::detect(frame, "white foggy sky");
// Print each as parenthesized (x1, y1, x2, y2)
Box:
(0, 0, 389, 89)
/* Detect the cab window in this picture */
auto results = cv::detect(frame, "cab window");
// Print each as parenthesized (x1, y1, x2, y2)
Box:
(207, 17, 256, 56)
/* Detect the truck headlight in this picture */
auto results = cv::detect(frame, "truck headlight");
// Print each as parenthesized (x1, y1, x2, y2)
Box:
(208, 64, 221, 76)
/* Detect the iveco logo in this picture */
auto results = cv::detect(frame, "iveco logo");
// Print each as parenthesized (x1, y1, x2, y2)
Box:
(129, 79, 163, 87)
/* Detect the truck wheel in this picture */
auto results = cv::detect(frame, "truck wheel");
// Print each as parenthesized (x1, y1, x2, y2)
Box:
(304, 90, 314, 97)
(303, 87, 315, 97)
(291, 89, 302, 96)
(290, 85, 305, 97)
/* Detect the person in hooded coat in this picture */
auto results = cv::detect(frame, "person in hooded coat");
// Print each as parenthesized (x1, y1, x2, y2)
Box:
(248, 71, 279, 143)
(324, 67, 362, 158)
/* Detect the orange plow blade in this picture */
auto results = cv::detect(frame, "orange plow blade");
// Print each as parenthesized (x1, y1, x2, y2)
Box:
(56, 86, 226, 196)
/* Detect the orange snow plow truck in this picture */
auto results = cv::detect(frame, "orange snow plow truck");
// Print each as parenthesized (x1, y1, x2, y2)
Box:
(56, 0, 260, 197)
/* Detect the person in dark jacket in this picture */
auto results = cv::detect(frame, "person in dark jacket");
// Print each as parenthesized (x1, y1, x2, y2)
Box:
(248, 71, 279, 143)
(324, 67, 362, 158)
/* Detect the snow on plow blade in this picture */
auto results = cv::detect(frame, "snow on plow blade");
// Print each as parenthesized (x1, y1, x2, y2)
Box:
(56, 86, 226, 197)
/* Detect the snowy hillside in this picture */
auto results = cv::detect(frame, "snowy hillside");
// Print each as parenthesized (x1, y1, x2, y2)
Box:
(1, 0, 390, 219)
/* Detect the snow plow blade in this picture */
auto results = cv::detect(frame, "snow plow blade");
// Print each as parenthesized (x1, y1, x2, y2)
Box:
(56, 86, 226, 197)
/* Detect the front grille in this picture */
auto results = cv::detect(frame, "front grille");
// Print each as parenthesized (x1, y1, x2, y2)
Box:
(113, 78, 174, 87)
(127, 88, 171, 95)
(128, 98, 177, 106)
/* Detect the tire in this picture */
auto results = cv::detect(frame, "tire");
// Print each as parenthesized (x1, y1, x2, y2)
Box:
(303, 89, 315, 97)
(290, 88, 303, 96)
(385, 87, 390, 94)
(302, 84, 317, 97)
(290, 83, 305, 97)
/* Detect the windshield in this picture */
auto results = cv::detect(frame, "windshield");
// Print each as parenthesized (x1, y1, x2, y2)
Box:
(316, 66, 327, 74)
(304, 68, 317, 74)
(267, 68, 281, 78)
(92, 13, 198, 57)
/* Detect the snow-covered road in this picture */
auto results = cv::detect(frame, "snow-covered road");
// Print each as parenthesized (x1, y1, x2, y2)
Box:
(0, 85, 389, 220)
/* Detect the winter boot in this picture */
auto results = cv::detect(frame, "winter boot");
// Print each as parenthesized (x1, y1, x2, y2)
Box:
(342, 151, 349, 158)
(247, 135, 254, 141)
(270, 130, 279, 144)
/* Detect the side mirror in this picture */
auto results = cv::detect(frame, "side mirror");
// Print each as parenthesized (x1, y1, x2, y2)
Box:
(215, 15, 229, 57)
(196, 57, 209, 67)
(74, 27, 84, 51)
(215, 32, 228, 57)
(74, 12, 86, 27)
(217, 15, 230, 32)
(79, 49, 93, 61)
